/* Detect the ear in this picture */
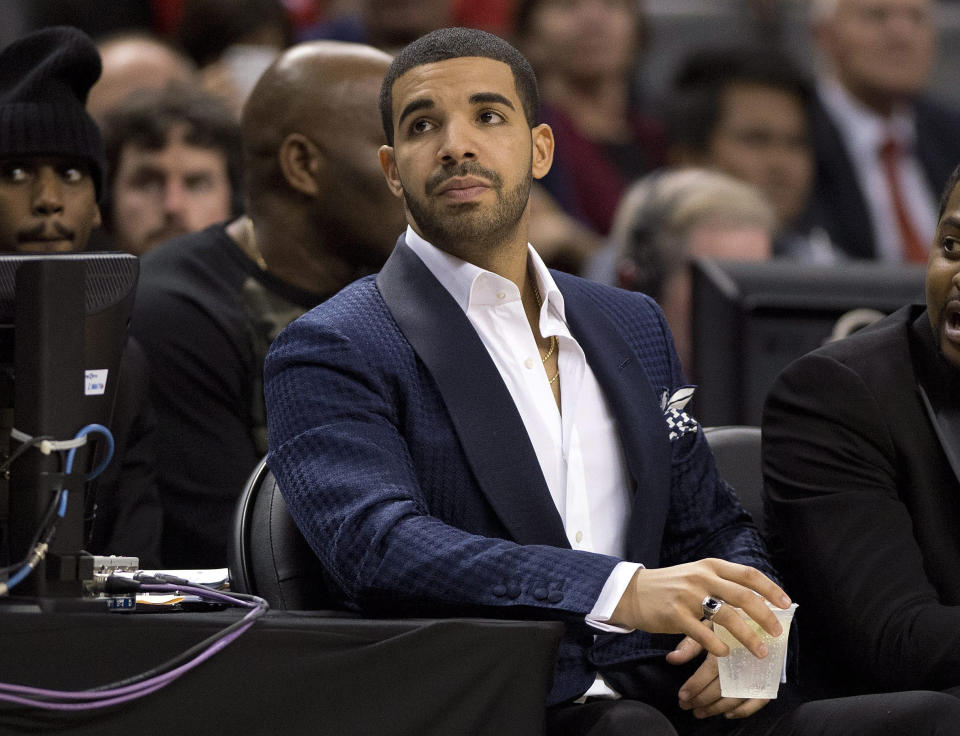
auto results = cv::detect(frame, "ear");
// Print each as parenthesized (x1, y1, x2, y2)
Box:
(279, 133, 322, 197)
(531, 123, 554, 181)
(379, 144, 405, 199)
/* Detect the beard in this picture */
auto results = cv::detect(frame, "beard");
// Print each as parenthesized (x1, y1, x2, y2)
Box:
(401, 160, 532, 254)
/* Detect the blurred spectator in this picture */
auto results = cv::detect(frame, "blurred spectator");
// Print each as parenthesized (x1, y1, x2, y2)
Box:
(607, 169, 775, 375)
(88, 31, 197, 123)
(667, 45, 840, 263)
(514, 0, 666, 237)
(131, 41, 404, 568)
(101, 82, 241, 256)
(303, 0, 454, 53)
(809, 0, 960, 261)
(300, 0, 453, 54)
(176, 0, 294, 116)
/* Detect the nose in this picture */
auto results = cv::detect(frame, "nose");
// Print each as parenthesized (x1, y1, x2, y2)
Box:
(162, 179, 188, 218)
(31, 166, 63, 216)
(436, 116, 477, 164)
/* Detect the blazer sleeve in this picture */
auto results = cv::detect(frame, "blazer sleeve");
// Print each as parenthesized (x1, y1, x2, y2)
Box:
(264, 312, 620, 621)
(763, 351, 960, 691)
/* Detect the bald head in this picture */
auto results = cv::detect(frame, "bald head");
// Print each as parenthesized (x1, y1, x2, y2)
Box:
(242, 41, 405, 266)
(89, 33, 196, 123)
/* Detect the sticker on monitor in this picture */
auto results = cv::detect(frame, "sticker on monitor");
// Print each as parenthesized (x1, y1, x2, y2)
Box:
(85, 369, 109, 396)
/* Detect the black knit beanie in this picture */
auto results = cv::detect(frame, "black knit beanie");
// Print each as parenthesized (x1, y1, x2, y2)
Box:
(0, 26, 106, 199)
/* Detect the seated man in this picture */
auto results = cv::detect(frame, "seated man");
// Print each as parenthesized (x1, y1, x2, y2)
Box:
(131, 41, 404, 568)
(0, 26, 162, 566)
(763, 162, 960, 698)
(100, 82, 240, 256)
(265, 27, 960, 735)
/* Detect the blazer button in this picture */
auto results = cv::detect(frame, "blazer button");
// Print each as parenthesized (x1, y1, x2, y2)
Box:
(493, 584, 507, 597)
(533, 588, 547, 600)
(547, 590, 563, 603)
(507, 585, 521, 599)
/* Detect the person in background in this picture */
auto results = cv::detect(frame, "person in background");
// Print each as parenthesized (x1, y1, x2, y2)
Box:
(608, 168, 776, 376)
(175, 0, 294, 117)
(667, 45, 839, 264)
(100, 82, 241, 256)
(0, 27, 161, 566)
(88, 31, 197, 124)
(131, 40, 405, 568)
(513, 0, 666, 238)
(807, 0, 960, 261)
(763, 161, 960, 700)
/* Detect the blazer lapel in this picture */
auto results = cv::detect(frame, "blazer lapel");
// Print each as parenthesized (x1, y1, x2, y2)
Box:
(912, 312, 960, 488)
(376, 240, 569, 548)
(557, 275, 672, 565)
(918, 386, 960, 488)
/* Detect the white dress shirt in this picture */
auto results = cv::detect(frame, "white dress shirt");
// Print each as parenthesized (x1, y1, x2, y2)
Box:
(818, 78, 937, 263)
(403, 228, 641, 633)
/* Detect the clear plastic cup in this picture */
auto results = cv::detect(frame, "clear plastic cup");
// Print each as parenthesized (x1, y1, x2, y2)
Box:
(714, 602, 797, 699)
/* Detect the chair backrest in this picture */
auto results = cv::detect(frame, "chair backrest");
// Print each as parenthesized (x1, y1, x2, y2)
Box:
(703, 425, 765, 535)
(229, 457, 335, 610)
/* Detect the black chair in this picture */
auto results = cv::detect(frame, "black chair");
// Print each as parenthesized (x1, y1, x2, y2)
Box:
(703, 425, 765, 535)
(229, 457, 335, 610)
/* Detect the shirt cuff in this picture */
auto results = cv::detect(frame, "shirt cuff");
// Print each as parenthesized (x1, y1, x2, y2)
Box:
(585, 561, 644, 633)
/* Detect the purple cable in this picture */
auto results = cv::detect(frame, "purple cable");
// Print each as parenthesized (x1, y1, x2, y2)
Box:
(0, 584, 266, 711)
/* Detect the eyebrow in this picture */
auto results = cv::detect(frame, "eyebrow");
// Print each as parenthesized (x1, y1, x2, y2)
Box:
(398, 98, 434, 129)
(941, 215, 960, 229)
(397, 92, 518, 130)
(469, 92, 515, 110)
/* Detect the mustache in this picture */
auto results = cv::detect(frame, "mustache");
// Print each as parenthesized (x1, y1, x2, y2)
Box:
(18, 221, 74, 242)
(425, 162, 502, 195)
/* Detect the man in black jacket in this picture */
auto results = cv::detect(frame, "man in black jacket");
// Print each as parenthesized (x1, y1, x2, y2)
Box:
(764, 161, 960, 697)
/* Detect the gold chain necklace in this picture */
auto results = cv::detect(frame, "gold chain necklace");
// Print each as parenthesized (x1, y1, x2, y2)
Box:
(531, 280, 560, 385)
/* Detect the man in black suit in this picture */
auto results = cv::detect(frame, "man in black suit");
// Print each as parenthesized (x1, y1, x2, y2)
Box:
(807, 0, 960, 261)
(763, 161, 960, 697)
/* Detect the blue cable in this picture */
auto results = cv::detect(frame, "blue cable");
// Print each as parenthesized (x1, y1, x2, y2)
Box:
(66, 423, 114, 481)
(2, 424, 116, 594)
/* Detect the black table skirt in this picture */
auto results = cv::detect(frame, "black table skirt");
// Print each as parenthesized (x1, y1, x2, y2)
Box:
(0, 607, 563, 735)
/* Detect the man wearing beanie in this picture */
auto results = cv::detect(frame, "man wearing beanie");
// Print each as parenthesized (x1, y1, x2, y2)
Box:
(0, 26, 162, 565)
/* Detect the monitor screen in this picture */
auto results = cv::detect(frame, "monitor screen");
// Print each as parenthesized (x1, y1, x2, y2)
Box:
(0, 253, 138, 597)
(690, 258, 925, 427)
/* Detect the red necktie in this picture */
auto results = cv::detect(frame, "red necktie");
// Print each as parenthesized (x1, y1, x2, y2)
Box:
(879, 137, 928, 263)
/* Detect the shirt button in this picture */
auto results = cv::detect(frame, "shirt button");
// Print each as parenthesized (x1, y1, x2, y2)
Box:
(524, 357, 534, 369)
(496, 290, 506, 300)
(575, 531, 583, 544)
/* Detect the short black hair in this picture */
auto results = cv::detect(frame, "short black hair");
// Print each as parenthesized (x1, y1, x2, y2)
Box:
(101, 81, 243, 220)
(938, 163, 960, 222)
(379, 27, 539, 147)
(666, 45, 813, 154)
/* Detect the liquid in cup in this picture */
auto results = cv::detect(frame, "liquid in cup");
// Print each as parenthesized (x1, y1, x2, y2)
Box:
(714, 602, 798, 699)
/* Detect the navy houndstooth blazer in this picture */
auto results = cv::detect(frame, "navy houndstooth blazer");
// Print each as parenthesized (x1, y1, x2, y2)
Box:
(264, 238, 774, 706)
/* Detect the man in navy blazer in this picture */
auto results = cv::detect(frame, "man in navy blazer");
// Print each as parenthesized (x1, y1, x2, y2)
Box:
(264, 27, 959, 736)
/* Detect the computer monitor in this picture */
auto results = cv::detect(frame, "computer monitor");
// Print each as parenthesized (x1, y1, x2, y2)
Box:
(690, 258, 925, 427)
(0, 253, 138, 597)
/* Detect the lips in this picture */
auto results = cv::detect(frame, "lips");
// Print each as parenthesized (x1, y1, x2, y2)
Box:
(944, 299, 960, 345)
(433, 176, 490, 201)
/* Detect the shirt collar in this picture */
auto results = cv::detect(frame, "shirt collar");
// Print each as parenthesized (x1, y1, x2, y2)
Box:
(402, 225, 567, 324)
(818, 77, 917, 155)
